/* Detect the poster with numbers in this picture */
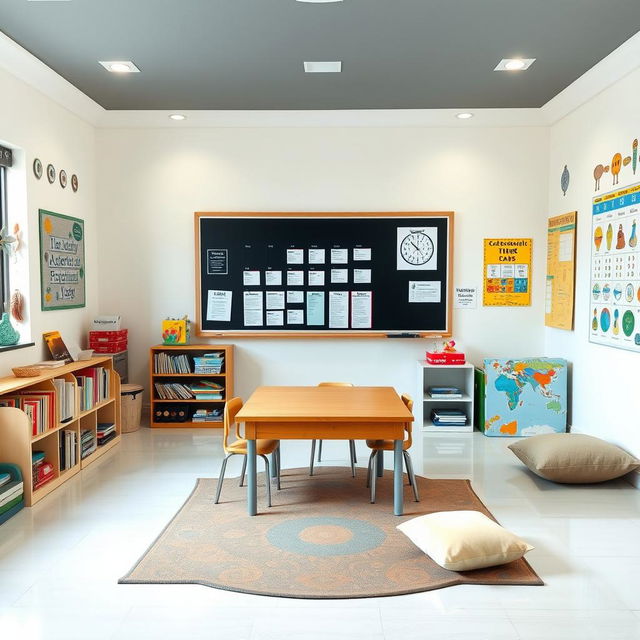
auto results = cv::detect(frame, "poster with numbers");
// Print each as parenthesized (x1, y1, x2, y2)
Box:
(590, 182, 640, 352)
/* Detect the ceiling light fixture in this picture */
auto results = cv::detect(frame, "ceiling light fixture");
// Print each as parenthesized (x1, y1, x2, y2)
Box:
(296, 1, 343, 3)
(169, 114, 186, 121)
(304, 61, 342, 73)
(98, 60, 140, 73)
(494, 58, 536, 72)
(456, 112, 474, 120)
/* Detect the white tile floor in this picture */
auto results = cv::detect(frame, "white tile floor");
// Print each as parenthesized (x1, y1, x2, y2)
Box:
(1, 425, 640, 639)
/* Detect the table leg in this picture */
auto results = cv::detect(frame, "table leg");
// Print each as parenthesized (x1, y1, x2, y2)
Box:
(247, 439, 257, 516)
(376, 449, 384, 477)
(393, 439, 403, 516)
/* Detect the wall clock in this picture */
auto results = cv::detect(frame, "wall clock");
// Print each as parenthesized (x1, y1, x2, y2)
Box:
(400, 230, 435, 266)
(33, 158, 43, 179)
(46, 164, 56, 184)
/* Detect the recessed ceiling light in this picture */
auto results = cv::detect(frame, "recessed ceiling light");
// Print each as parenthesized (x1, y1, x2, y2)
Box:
(169, 114, 186, 121)
(456, 112, 474, 120)
(494, 58, 535, 71)
(304, 61, 342, 73)
(296, 1, 343, 3)
(98, 60, 140, 73)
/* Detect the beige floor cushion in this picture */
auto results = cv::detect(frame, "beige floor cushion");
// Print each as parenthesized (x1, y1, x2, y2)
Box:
(397, 510, 533, 571)
(508, 433, 640, 483)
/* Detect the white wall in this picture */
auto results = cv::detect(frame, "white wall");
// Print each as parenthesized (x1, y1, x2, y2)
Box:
(0, 67, 98, 375)
(546, 66, 640, 457)
(96, 126, 549, 400)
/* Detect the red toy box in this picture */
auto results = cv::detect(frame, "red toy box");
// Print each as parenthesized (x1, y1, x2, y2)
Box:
(89, 329, 128, 354)
(426, 351, 466, 365)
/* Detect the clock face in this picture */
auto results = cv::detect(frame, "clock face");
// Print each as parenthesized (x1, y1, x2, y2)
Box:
(400, 232, 434, 265)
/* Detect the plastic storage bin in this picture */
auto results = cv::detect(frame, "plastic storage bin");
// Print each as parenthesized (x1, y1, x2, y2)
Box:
(121, 384, 144, 433)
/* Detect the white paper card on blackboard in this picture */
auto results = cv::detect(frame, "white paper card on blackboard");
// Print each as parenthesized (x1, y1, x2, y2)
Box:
(351, 291, 372, 328)
(287, 270, 304, 286)
(329, 291, 349, 328)
(454, 286, 477, 309)
(243, 270, 261, 286)
(265, 270, 282, 286)
(308, 249, 325, 264)
(353, 268, 371, 284)
(243, 291, 263, 326)
(331, 248, 348, 264)
(353, 248, 371, 261)
(206, 290, 232, 322)
(207, 249, 228, 275)
(287, 309, 304, 325)
(306, 291, 325, 325)
(266, 290, 285, 310)
(408, 281, 441, 303)
(266, 310, 284, 326)
(287, 249, 304, 264)
(308, 270, 325, 286)
(287, 290, 304, 304)
(331, 268, 348, 284)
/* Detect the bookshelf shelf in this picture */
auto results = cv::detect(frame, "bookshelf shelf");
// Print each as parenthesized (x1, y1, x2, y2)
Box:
(149, 345, 233, 428)
(0, 356, 121, 507)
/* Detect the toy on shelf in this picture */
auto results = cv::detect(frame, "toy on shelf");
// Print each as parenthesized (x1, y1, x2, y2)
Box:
(426, 340, 466, 365)
(162, 316, 190, 345)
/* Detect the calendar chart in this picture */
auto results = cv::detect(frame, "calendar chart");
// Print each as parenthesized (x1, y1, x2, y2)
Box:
(590, 182, 640, 352)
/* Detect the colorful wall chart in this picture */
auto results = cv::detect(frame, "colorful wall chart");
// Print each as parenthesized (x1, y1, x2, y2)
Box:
(590, 182, 640, 352)
(545, 212, 577, 330)
(39, 209, 85, 311)
(483, 238, 532, 306)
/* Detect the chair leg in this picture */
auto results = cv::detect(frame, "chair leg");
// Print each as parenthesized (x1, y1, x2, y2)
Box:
(309, 440, 316, 476)
(275, 445, 281, 490)
(317, 439, 323, 462)
(349, 440, 356, 478)
(402, 450, 412, 486)
(370, 451, 377, 503)
(239, 455, 247, 487)
(260, 454, 272, 507)
(351, 440, 357, 464)
(404, 451, 420, 502)
(366, 450, 376, 488)
(214, 453, 233, 504)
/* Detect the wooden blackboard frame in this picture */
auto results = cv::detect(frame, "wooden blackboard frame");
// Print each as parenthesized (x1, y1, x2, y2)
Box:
(194, 211, 454, 338)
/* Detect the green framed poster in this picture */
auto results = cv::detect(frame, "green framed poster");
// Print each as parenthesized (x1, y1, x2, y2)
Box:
(39, 209, 85, 310)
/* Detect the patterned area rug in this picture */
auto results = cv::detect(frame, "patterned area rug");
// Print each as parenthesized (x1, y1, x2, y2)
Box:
(120, 467, 542, 598)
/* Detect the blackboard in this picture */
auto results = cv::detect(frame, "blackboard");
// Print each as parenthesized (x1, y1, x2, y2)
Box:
(195, 212, 453, 337)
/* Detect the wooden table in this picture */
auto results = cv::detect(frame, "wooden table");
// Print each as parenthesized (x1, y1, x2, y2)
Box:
(235, 386, 414, 516)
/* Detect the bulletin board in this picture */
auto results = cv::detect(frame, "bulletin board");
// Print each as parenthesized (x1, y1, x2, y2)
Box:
(195, 212, 453, 337)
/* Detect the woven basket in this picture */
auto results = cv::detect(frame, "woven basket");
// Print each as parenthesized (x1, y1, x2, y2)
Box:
(12, 366, 44, 378)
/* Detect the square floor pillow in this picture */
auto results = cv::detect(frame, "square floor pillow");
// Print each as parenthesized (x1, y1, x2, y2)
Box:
(396, 510, 533, 571)
(508, 433, 640, 483)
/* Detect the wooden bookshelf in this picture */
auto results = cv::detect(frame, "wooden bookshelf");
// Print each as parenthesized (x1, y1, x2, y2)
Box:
(0, 356, 121, 507)
(149, 344, 233, 428)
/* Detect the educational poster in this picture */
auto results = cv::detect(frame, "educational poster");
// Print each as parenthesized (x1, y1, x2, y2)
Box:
(545, 212, 577, 330)
(39, 209, 85, 311)
(483, 239, 532, 306)
(590, 181, 640, 352)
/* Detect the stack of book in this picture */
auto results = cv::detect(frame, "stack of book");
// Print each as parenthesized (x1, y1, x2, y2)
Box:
(427, 386, 463, 399)
(192, 408, 223, 423)
(97, 422, 116, 447)
(81, 429, 96, 459)
(193, 352, 224, 374)
(0, 472, 23, 520)
(53, 377, 77, 423)
(32, 451, 55, 490)
(153, 352, 191, 374)
(153, 382, 193, 400)
(59, 430, 78, 471)
(189, 380, 224, 400)
(3, 391, 55, 435)
(430, 408, 467, 427)
(76, 367, 110, 411)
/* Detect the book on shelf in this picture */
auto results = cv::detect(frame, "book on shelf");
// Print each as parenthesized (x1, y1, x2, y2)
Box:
(53, 378, 76, 423)
(8, 390, 56, 435)
(76, 366, 110, 411)
(97, 422, 116, 446)
(0, 473, 11, 488)
(81, 429, 96, 459)
(59, 429, 77, 471)
(35, 360, 66, 369)
(0, 481, 23, 507)
(43, 330, 73, 363)
(153, 352, 192, 374)
(192, 408, 223, 422)
(427, 386, 463, 399)
(430, 408, 467, 426)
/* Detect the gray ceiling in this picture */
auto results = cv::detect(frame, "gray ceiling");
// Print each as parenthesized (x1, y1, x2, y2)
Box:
(1, 0, 639, 111)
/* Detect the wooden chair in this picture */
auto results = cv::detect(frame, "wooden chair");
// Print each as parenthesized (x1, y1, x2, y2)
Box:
(366, 393, 419, 503)
(215, 397, 281, 506)
(309, 382, 357, 478)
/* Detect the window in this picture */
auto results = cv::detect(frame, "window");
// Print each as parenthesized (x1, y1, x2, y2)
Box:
(0, 165, 8, 314)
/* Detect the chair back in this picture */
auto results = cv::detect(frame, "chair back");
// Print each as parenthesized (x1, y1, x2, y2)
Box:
(318, 382, 354, 387)
(223, 397, 243, 454)
(401, 392, 414, 447)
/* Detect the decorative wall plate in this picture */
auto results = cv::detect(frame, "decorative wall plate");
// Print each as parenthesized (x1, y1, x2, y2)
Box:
(33, 158, 43, 180)
(59, 169, 67, 188)
(71, 174, 78, 192)
(46, 163, 56, 184)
